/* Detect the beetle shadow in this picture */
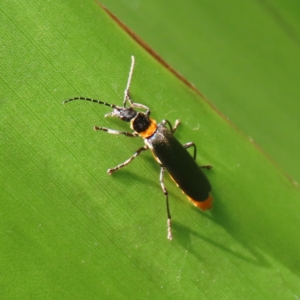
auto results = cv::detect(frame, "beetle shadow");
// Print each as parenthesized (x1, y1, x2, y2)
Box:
(108, 167, 157, 186)
(172, 206, 270, 268)
(104, 149, 300, 277)
(176, 190, 300, 278)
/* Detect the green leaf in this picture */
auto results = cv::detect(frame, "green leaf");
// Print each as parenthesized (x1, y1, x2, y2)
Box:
(1, 0, 300, 299)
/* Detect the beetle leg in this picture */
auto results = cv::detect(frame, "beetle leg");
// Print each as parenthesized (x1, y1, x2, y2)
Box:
(172, 119, 181, 133)
(159, 167, 172, 241)
(183, 142, 212, 168)
(161, 119, 180, 134)
(107, 145, 148, 175)
(94, 126, 138, 137)
(201, 164, 213, 169)
(183, 142, 197, 160)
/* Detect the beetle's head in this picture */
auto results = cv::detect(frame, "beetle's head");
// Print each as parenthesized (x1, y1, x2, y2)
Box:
(105, 106, 138, 122)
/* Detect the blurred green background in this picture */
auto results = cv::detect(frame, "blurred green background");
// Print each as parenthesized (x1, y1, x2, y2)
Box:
(1, 0, 300, 299)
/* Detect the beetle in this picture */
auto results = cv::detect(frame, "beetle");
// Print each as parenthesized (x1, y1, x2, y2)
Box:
(63, 56, 213, 240)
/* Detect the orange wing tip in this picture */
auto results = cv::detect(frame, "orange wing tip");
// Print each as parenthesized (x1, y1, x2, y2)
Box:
(189, 193, 213, 211)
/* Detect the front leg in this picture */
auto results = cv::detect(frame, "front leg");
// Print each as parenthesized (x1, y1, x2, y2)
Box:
(161, 119, 180, 134)
(108, 145, 148, 175)
(94, 126, 138, 137)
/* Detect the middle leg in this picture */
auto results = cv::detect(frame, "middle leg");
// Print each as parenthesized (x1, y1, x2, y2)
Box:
(183, 142, 212, 168)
